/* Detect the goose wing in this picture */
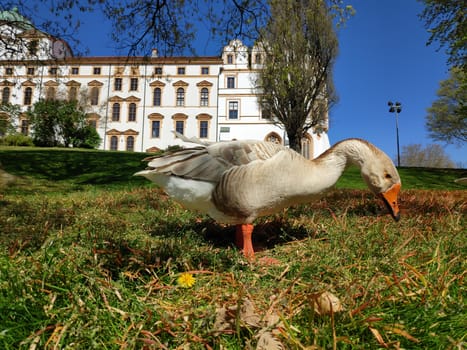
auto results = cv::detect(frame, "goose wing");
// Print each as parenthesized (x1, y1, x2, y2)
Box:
(137, 140, 289, 183)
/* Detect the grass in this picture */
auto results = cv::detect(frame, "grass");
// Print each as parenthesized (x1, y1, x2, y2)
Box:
(0, 147, 466, 349)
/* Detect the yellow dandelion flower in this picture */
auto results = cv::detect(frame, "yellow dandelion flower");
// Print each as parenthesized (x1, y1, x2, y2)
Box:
(177, 273, 196, 288)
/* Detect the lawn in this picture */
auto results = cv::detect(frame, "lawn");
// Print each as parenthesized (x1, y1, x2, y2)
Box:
(0, 147, 466, 349)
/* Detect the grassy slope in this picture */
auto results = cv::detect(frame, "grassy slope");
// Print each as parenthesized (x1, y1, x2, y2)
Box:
(1, 147, 466, 190)
(0, 147, 466, 349)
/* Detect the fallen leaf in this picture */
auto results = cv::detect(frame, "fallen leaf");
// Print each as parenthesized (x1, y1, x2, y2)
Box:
(256, 330, 284, 350)
(369, 327, 388, 348)
(312, 292, 343, 316)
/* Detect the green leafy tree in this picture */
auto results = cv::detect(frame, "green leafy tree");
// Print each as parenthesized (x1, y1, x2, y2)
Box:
(400, 143, 456, 168)
(0, 102, 21, 136)
(27, 99, 101, 148)
(418, 0, 466, 68)
(257, 0, 338, 152)
(426, 67, 466, 145)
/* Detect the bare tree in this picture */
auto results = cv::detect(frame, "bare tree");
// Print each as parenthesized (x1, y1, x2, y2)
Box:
(400, 143, 456, 168)
(256, 0, 338, 152)
(1, 1, 352, 57)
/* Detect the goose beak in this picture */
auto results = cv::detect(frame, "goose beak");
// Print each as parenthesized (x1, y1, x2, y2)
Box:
(380, 183, 401, 221)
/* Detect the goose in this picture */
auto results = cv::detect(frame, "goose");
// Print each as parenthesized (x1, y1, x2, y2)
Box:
(135, 138, 401, 258)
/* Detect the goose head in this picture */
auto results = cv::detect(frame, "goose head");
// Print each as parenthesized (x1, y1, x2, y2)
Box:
(359, 147, 401, 221)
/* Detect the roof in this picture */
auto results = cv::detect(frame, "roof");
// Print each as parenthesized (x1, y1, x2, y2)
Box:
(0, 7, 34, 29)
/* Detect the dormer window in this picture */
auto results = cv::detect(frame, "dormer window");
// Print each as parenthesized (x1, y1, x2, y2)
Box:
(227, 54, 233, 64)
(27, 67, 35, 75)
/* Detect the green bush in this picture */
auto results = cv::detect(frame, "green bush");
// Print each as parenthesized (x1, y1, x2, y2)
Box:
(0, 134, 34, 146)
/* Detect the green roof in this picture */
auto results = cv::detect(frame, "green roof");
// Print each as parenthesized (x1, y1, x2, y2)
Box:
(0, 7, 34, 29)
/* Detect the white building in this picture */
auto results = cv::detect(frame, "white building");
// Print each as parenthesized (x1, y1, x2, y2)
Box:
(0, 9, 330, 158)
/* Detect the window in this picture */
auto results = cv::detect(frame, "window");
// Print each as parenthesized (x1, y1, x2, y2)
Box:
(24, 87, 33, 105)
(5, 68, 13, 75)
(175, 120, 184, 134)
(130, 78, 138, 91)
(93, 67, 101, 75)
(176, 88, 185, 106)
(200, 88, 209, 106)
(71, 67, 79, 75)
(128, 103, 136, 122)
(27, 67, 35, 75)
(112, 103, 120, 121)
(46, 87, 56, 100)
(27, 40, 38, 55)
(1, 87, 10, 104)
(110, 136, 118, 150)
(155, 67, 163, 75)
(0, 114, 7, 137)
(227, 54, 233, 64)
(90, 87, 99, 105)
(153, 88, 161, 106)
(49, 67, 57, 75)
(114, 78, 122, 91)
(21, 120, 29, 135)
(228, 101, 238, 119)
(227, 76, 235, 89)
(199, 120, 208, 138)
(126, 136, 134, 151)
(177, 67, 185, 75)
(255, 54, 262, 64)
(68, 87, 78, 101)
(201, 67, 209, 75)
(151, 120, 160, 138)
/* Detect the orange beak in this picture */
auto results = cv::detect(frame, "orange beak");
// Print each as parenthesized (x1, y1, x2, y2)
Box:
(380, 183, 401, 221)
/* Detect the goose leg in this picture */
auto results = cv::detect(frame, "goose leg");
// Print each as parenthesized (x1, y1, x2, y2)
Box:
(235, 224, 255, 258)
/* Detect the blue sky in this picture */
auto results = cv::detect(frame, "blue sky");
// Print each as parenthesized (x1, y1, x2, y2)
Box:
(45, 0, 466, 166)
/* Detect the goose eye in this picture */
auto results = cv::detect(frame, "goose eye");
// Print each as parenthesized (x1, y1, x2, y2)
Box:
(385, 173, 392, 179)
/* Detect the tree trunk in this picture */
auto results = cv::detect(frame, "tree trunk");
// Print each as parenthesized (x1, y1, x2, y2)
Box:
(288, 131, 302, 154)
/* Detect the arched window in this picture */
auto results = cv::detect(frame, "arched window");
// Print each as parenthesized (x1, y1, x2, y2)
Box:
(24, 87, 33, 105)
(176, 88, 185, 106)
(200, 87, 209, 106)
(153, 88, 161, 106)
(68, 87, 78, 101)
(90, 87, 99, 105)
(301, 135, 313, 159)
(128, 103, 136, 121)
(21, 119, 29, 135)
(265, 132, 282, 144)
(1, 87, 10, 104)
(46, 87, 56, 100)
(110, 135, 118, 150)
(112, 103, 120, 121)
(126, 136, 134, 151)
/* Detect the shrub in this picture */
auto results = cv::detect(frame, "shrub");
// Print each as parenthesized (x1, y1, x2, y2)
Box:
(0, 134, 34, 146)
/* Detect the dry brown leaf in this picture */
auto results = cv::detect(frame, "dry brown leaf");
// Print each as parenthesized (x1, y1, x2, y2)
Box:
(213, 298, 261, 334)
(313, 292, 343, 316)
(256, 330, 284, 350)
(369, 326, 388, 348)
(383, 325, 420, 343)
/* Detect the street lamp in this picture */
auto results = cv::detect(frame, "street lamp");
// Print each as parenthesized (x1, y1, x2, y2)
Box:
(388, 101, 402, 167)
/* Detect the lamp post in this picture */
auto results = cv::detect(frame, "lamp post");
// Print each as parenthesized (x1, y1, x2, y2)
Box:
(388, 101, 402, 167)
